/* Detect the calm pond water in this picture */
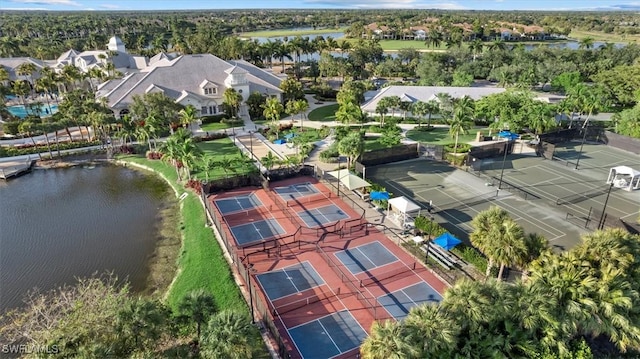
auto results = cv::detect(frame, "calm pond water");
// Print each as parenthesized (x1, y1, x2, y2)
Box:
(0, 165, 170, 312)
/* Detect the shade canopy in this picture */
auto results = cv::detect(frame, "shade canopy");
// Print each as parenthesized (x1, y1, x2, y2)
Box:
(607, 165, 640, 191)
(497, 130, 520, 141)
(327, 169, 371, 191)
(273, 139, 286, 144)
(387, 196, 422, 227)
(284, 133, 296, 139)
(433, 232, 462, 251)
(369, 191, 390, 200)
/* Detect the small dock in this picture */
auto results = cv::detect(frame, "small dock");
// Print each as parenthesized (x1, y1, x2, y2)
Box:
(0, 158, 34, 180)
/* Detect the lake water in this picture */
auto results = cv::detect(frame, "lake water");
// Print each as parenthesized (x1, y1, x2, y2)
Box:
(0, 165, 170, 312)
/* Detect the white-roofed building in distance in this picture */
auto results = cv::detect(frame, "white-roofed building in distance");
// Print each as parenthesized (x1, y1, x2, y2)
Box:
(53, 36, 147, 80)
(361, 85, 507, 117)
(96, 54, 283, 119)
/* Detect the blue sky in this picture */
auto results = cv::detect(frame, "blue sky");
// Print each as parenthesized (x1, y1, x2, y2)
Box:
(1, 0, 640, 11)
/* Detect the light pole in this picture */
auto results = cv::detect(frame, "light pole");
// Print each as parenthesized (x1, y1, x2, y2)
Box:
(249, 130, 253, 160)
(597, 182, 615, 230)
(574, 119, 589, 170)
(497, 138, 510, 192)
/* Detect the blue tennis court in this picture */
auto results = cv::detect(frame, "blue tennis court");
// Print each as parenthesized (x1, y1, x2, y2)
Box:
(215, 193, 262, 215)
(335, 241, 399, 275)
(288, 310, 367, 359)
(378, 282, 442, 320)
(297, 204, 349, 227)
(256, 262, 325, 301)
(230, 218, 285, 246)
(275, 182, 318, 200)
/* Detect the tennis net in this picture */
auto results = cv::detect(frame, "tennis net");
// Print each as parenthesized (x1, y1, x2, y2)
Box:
(286, 191, 333, 207)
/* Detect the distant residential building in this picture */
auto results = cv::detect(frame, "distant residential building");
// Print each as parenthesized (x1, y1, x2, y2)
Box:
(96, 54, 283, 119)
(54, 36, 147, 76)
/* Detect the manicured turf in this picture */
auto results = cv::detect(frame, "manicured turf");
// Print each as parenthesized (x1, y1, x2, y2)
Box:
(308, 103, 339, 122)
(118, 154, 269, 357)
(200, 122, 232, 132)
(406, 127, 488, 144)
(569, 30, 640, 43)
(192, 138, 256, 180)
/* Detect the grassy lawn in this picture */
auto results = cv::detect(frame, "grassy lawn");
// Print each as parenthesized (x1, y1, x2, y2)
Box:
(406, 127, 487, 145)
(308, 103, 339, 122)
(375, 39, 450, 51)
(200, 122, 232, 132)
(192, 138, 255, 180)
(569, 30, 640, 43)
(364, 137, 389, 151)
(240, 27, 348, 38)
(117, 153, 269, 358)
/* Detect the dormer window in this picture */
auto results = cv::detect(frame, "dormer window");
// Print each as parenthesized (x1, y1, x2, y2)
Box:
(200, 79, 219, 97)
(204, 87, 217, 95)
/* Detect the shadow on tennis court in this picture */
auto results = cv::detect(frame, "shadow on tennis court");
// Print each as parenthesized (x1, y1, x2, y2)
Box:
(256, 262, 325, 301)
(296, 204, 349, 227)
(335, 241, 399, 275)
(378, 281, 442, 320)
(230, 218, 285, 246)
(274, 182, 319, 201)
(288, 310, 367, 359)
(214, 192, 262, 215)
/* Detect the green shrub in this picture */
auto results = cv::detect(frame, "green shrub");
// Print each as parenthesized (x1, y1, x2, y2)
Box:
(444, 143, 471, 153)
(319, 144, 339, 162)
(414, 216, 446, 237)
(453, 245, 488, 274)
(200, 114, 226, 124)
(3, 140, 102, 157)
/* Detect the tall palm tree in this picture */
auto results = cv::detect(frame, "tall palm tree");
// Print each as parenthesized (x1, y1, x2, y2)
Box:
(360, 320, 418, 359)
(178, 104, 198, 132)
(223, 88, 242, 119)
(470, 206, 511, 277)
(469, 39, 484, 61)
(449, 96, 474, 154)
(35, 67, 57, 115)
(200, 310, 253, 359)
(178, 289, 217, 341)
(260, 151, 280, 172)
(115, 298, 168, 354)
(16, 61, 37, 97)
(161, 135, 184, 180)
(492, 219, 527, 280)
(262, 97, 284, 137)
(18, 121, 43, 160)
(578, 37, 594, 50)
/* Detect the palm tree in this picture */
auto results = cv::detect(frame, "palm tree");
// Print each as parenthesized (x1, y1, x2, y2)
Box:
(35, 67, 57, 115)
(426, 29, 443, 48)
(338, 131, 364, 169)
(161, 135, 184, 180)
(178, 104, 198, 132)
(223, 88, 243, 119)
(18, 121, 43, 160)
(12, 80, 30, 112)
(470, 206, 511, 277)
(488, 39, 507, 52)
(200, 310, 253, 359)
(178, 289, 217, 341)
(492, 219, 527, 280)
(360, 320, 418, 359)
(293, 99, 309, 130)
(404, 305, 458, 356)
(578, 37, 594, 50)
(260, 151, 280, 172)
(469, 39, 484, 61)
(16, 61, 37, 97)
(449, 96, 474, 154)
(198, 155, 218, 182)
(262, 97, 284, 138)
(115, 298, 168, 354)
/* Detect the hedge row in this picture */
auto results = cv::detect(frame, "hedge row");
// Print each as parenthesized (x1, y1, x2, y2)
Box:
(0, 140, 102, 157)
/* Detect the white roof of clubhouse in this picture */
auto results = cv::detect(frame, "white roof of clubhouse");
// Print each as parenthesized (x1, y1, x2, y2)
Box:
(96, 54, 283, 109)
(361, 86, 506, 113)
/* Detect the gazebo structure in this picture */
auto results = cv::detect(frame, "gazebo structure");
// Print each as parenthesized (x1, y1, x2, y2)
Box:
(607, 166, 640, 191)
(387, 196, 422, 228)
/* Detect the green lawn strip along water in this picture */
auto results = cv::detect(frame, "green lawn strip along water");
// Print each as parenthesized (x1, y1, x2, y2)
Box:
(118, 154, 269, 357)
(239, 27, 347, 38)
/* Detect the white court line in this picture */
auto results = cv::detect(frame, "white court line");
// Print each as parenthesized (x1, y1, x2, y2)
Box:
(251, 222, 266, 240)
(282, 268, 301, 293)
(317, 320, 341, 355)
(354, 246, 377, 269)
(508, 165, 637, 218)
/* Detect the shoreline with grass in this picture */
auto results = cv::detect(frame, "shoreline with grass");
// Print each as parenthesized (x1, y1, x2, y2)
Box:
(239, 26, 348, 38)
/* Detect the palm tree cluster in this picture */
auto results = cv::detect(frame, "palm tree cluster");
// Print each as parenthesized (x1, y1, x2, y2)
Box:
(362, 228, 640, 358)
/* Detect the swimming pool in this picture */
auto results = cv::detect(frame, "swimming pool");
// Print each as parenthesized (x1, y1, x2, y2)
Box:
(7, 104, 59, 118)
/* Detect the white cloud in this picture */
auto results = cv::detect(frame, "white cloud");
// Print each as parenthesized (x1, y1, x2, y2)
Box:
(0, 6, 48, 10)
(9, 0, 81, 6)
(99, 3, 120, 9)
(304, 0, 466, 9)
